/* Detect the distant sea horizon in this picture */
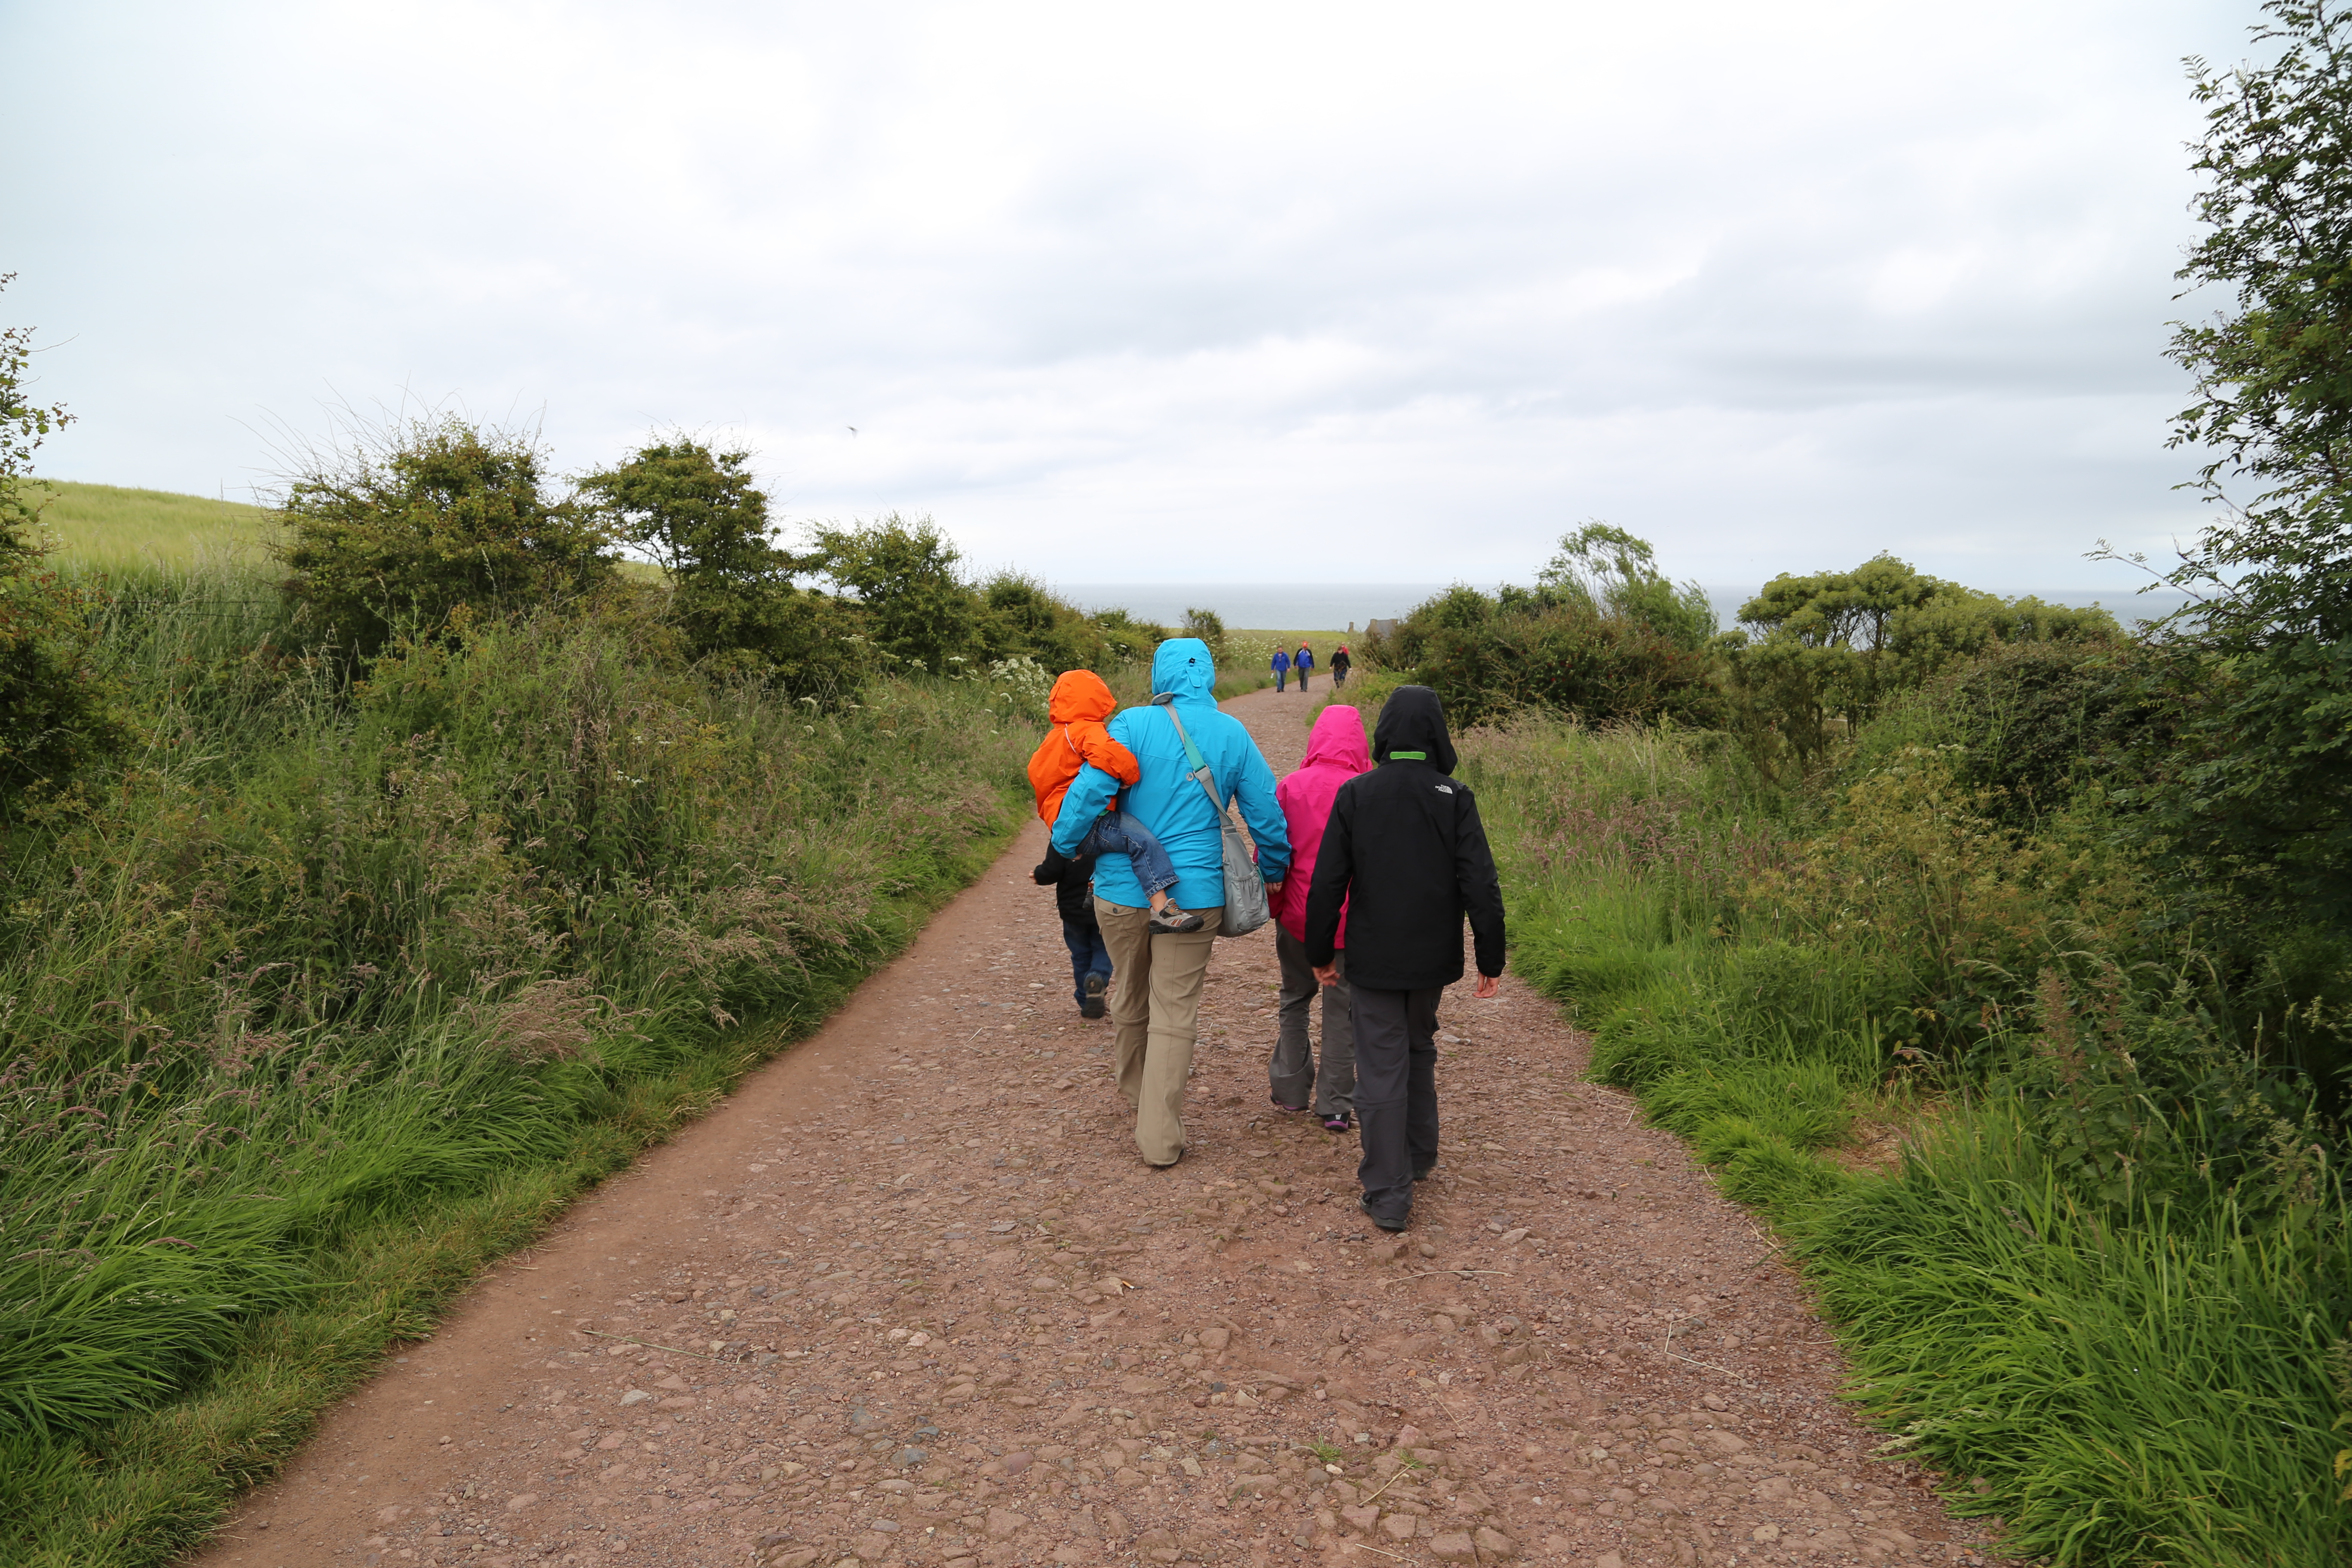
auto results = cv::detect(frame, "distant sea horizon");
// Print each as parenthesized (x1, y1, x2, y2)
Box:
(1048, 581, 2199, 634)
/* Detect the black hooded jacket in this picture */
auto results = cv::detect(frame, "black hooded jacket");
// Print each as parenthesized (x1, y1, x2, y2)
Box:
(1302, 686, 1505, 989)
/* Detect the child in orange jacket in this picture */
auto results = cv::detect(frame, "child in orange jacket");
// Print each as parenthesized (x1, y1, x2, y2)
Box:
(1028, 669, 1204, 933)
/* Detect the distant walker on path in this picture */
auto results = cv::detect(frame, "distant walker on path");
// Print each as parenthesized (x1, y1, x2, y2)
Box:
(1329, 645, 1351, 688)
(1271, 646, 1292, 693)
(1053, 638, 1292, 1167)
(1292, 643, 1314, 692)
(1304, 685, 1505, 1231)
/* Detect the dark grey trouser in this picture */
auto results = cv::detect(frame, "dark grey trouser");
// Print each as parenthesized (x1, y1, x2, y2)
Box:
(1352, 984, 1442, 1225)
(1270, 929, 1354, 1117)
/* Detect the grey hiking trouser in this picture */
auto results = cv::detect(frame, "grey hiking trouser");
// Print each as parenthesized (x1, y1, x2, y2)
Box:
(1270, 928, 1354, 1118)
(1352, 984, 1442, 1226)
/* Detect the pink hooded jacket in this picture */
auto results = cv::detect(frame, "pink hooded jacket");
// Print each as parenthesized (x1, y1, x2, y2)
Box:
(1271, 704, 1371, 946)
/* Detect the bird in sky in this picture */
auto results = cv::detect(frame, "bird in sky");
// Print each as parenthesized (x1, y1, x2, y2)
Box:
(846, 426, 858, 436)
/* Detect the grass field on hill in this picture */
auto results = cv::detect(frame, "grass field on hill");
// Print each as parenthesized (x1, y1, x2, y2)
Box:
(22, 480, 279, 570)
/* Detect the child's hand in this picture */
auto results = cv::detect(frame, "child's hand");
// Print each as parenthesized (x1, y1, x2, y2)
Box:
(1474, 973, 1500, 999)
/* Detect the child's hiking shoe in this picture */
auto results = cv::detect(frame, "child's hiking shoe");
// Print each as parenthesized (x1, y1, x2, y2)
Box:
(1358, 1195, 1408, 1233)
(1271, 1096, 1308, 1113)
(1412, 1161, 1437, 1182)
(1322, 1112, 1353, 1133)
(1080, 974, 1107, 1020)
(1149, 907, 1206, 934)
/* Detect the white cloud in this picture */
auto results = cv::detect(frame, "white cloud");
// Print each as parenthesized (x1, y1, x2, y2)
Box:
(3, 0, 2255, 592)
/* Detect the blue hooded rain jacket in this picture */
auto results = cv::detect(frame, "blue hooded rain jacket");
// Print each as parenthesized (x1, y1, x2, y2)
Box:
(1050, 638, 1291, 910)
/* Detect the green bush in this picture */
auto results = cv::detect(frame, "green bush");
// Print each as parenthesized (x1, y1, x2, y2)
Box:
(0, 277, 125, 809)
(276, 417, 618, 654)
(0, 562, 126, 807)
(977, 571, 1119, 673)
(1373, 588, 1721, 729)
(578, 437, 867, 701)
(1531, 521, 1716, 649)
(1182, 606, 1228, 660)
(1718, 555, 2123, 777)
(0, 568, 1032, 1560)
(1850, 639, 2169, 824)
(809, 512, 978, 674)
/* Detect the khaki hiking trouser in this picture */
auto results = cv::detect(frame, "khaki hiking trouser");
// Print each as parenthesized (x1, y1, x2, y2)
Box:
(1095, 897, 1224, 1166)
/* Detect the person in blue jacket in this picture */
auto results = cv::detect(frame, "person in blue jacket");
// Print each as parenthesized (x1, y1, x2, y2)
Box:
(1271, 646, 1292, 692)
(1053, 637, 1292, 1167)
(1293, 643, 1315, 692)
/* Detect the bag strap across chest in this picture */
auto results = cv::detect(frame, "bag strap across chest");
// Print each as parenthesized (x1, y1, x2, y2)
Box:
(1151, 694, 1225, 812)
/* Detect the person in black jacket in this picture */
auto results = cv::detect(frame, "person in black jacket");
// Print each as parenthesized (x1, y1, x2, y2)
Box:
(1034, 842, 1112, 1017)
(1303, 685, 1505, 1231)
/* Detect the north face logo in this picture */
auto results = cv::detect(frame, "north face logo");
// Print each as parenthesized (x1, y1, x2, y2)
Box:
(1435, 784, 1454, 794)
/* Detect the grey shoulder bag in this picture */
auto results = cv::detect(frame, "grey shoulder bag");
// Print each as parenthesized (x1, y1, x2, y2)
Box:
(1152, 695, 1270, 937)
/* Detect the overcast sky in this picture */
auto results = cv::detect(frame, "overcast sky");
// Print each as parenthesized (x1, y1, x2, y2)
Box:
(6, 0, 2258, 590)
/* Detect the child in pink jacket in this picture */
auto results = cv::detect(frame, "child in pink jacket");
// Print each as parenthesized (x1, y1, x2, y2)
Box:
(1267, 704, 1371, 1129)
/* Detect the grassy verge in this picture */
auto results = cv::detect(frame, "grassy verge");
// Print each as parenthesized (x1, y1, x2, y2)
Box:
(1455, 712, 2351, 1567)
(0, 566, 1034, 1567)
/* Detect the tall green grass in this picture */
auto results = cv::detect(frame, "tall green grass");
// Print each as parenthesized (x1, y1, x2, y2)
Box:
(1455, 711, 2352, 1567)
(0, 564, 1035, 1565)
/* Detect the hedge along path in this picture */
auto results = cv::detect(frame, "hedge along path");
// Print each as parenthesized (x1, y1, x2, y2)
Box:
(193, 687, 1988, 1568)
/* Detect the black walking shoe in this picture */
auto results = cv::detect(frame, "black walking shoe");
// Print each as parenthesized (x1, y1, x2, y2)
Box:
(1148, 906, 1206, 933)
(1080, 974, 1107, 1020)
(1322, 1112, 1352, 1133)
(1358, 1196, 1408, 1233)
(1412, 1161, 1437, 1182)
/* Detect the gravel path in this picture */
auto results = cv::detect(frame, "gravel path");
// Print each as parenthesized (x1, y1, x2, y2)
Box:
(193, 687, 1988, 1568)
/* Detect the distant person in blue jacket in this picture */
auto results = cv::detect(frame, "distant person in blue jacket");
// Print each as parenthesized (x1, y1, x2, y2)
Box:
(1293, 643, 1315, 692)
(1054, 638, 1292, 1167)
(1271, 646, 1292, 692)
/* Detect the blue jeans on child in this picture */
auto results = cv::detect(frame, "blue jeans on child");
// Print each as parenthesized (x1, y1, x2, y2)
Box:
(1076, 810, 1180, 900)
(1062, 915, 1112, 1007)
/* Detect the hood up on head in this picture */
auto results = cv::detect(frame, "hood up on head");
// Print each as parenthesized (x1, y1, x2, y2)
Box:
(1299, 704, 1370, 775)
(1151, 637, 1218, 701)
(1372, 684, 1458, 774)
(1047, 668, 1118, 726)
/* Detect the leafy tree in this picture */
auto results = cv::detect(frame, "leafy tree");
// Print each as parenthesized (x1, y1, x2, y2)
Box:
(2129, 0, 2352, 914)
(1374, 557, 1721, 729)
(577, 438, 793, 582)
(808, 513, 978, 674)
(1182, 606, 1228, 660)
(276, 417, 617, 654)
(0, 279, 122, 806)
(978, 572, 1116, 673)
(1538, 521, 1717, 650)
(576, 438, 866, 699)
(1087, 606, 1168, 662)
(1721, 555, 2118, 773)
(0, 275, 69, 558)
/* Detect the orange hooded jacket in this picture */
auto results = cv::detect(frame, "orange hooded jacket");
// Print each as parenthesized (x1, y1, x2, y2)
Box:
(1028, 669, 1141, 825)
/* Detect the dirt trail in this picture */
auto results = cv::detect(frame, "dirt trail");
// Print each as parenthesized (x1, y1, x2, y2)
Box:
(195, 686, 1985, 1568)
